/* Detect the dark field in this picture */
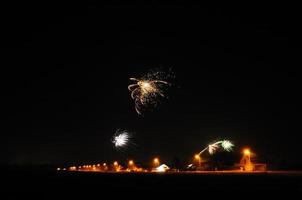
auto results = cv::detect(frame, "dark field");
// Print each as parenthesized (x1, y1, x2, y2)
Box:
(3, 170, 302, 197)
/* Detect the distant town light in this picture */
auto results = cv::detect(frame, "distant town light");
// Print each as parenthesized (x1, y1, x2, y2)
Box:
(243, 149, 251, 156)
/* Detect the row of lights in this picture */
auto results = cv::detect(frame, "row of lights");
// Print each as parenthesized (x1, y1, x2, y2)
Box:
(57, 158, 161, 172)
(58, 149, 252, 171)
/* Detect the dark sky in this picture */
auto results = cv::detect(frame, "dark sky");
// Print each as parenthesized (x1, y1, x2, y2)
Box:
(1, 2, 301, 166)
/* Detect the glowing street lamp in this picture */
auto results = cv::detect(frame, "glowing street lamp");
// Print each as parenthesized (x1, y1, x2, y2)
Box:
(128, 160, 135, 171)
(69, 166, 76, 171)
(113, 161, 120, 172)
(194, 154, 201, 167)
(153, 158, 160, 167)
(129, 160, 134, 166)
(241, 148, 253, 171)
(103, 163, 108, 171)
(244, 149, 251, 156)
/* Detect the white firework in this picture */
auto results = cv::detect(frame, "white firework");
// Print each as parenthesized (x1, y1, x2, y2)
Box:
(221, 140, 234, 152)
(208, 143, 220, 155)
(198, 140, 235, 156)
(112, 130, 130, 148)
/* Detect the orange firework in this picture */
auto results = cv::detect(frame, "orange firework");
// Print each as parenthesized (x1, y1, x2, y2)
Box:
(128, 77, 169, 115)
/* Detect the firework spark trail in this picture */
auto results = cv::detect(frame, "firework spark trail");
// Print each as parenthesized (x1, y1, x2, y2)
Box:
(128, 69, 173, 115)
(198, 147, 208, 155)
(208, 142, 220, 155)
(187, 140, 234, 169)
(198, 142, 220, 155)
(198, 140, 234, 155)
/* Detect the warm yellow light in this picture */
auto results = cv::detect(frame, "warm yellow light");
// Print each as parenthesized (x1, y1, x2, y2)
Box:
(243, 149, 251, 155)
(97, 164, 100, 167)
(194, 154, 200, 160)
(153, 158, 160, 166)
(142, 82, 151, 89)
(114, 161, 118, 166)
(129, 160, 134, 165)
(139, 81, 156, 94)
(103, 163, 107, 166)
(69, 166, 76, 171)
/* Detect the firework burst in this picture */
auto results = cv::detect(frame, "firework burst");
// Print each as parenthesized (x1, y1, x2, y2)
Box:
(128, 69, 173, 115)
(208, 142, 220, 155)
(112, 130, 131, 149)
(221, 140, 234, 152)
(198, 140, 234, 155)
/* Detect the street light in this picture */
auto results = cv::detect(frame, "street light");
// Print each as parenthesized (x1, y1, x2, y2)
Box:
(194, 154, 201, 168)
(153, 158, 160, 167)
(128, 160, 135, 171)
(244, 149, 251, 156)
(113, 161, 119, 172)
(242, 148, 253, 171)
(103, 163, 108, 171)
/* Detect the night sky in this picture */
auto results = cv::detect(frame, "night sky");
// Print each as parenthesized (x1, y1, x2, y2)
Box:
(1, 2, 301, 167)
